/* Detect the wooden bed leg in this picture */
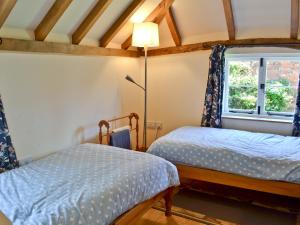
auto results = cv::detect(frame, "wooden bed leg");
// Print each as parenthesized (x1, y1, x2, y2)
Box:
(164, 187, 174, 217)
(296, 210, 300, 225)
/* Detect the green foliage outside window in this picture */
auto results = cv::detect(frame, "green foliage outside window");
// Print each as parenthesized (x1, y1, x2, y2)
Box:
(229, 63, 258, 110)
(228, 62, 295, 112)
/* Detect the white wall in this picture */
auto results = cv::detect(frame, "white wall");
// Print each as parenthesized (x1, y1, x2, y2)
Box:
(0, 52, 141, 160)
(1, 47, 296, 160)
(146, 51, 210, 144)
(222, 118, 292, 135)
(146, 48, 295, 145)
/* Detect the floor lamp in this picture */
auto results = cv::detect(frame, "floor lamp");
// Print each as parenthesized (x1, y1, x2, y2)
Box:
(125, 22, 159, 150)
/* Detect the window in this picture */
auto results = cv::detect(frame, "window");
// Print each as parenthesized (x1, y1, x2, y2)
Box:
(223, 55, 300, 120)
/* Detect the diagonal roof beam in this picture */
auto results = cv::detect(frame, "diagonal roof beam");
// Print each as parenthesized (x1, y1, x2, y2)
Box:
(99, 0, 145, 47)
(165, 6, 181, 46)
(121, 0, 174, 50)
(35, 0, 73, 41)
(291, 0, 299, 39)
(0, 0, 17, 29)
(72, 0, 112, 45)
(222, 0, 235, 40)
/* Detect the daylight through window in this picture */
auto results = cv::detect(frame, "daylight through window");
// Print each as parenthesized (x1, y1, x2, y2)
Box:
(224, 56, 300, 119)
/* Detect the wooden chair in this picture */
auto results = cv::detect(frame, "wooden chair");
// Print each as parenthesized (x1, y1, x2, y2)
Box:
(98, 113, 140, 150)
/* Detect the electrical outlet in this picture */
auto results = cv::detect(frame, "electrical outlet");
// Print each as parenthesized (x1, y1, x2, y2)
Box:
(156, 121, 162, 129)
(147, 121, 163, 129)
(146, 121, 155, 129)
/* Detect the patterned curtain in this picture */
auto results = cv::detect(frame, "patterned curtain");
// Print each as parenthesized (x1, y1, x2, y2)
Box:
(201, 44, 227, 128)
(292, 74, 300, 136)
(0, 95, 18, 172)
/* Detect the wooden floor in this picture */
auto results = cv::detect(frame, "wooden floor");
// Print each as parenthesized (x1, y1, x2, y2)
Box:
(135, 208, 209, 225)
(134, 187, 298, 225)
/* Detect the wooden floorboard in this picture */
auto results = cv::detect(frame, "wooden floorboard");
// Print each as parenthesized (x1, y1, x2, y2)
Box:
(135, 208, 207, 225)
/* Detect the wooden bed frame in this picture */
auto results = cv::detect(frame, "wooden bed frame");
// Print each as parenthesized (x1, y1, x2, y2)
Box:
(111, 187, 175, 225)
(98, 114, 176, 224)
(99, 112, 140, 150)
(176, 164, 300, 225)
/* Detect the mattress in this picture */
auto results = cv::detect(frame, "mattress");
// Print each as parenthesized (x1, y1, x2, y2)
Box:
(0, 143, 179, 225)
(147, 126, 300, 184)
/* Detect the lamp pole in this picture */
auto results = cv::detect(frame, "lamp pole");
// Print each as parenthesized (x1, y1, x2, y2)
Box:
(128, 22, 159, 150)
(143, 45, 148, 150)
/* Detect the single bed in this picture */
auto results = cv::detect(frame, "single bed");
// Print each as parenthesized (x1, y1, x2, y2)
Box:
(0, 143, 179, 225)
(147, 126, 300, 223)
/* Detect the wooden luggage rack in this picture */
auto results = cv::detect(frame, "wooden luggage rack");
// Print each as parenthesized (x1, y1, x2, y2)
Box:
(98, 113, 140, 150)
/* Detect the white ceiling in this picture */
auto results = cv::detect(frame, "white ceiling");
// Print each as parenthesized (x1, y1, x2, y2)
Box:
(232, 0, 291, 38)
(0, 0, 295, 48)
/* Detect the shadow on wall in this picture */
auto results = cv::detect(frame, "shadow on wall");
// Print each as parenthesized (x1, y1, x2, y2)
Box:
(73, 125, 99, 145)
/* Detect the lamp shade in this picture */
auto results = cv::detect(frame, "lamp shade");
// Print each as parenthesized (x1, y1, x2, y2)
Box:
(132, 22, 159, 48)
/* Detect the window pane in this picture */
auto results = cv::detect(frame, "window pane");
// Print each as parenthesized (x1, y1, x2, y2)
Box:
(265, 60, 300, 113)
(228, 60, 259, 111)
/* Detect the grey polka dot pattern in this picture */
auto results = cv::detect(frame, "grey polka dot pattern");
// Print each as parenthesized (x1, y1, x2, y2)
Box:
(147, 126, 300, 184)
(0, 144, 179, 225)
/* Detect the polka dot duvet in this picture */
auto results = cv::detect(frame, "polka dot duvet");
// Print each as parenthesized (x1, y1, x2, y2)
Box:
(147, 126, 300, 184)
(0, 143, 179, 225)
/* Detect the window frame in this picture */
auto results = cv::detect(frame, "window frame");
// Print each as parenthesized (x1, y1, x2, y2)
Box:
(223, 53, 300, 121)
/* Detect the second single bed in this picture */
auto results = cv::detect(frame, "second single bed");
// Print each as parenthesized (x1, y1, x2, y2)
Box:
(0, 143, 179, 225)
(147, 126, 300, 199)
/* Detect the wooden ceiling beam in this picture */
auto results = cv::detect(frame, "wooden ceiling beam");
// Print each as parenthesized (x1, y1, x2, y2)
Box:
(121, 0, 174, 50)
(1, 37, 300, 58)
(0, 37, 139, 57)
(35, 0, 73, 41)
(72, 0, 112, 45)
(150, 0, 174, 24)
(291, 0, 299, 39)
(165, 6, 181, 46)
(0, 0, 17, 29)
(147, 43, 207, 56)
(99, 0, 145, 47)
(222, 0, 235, 40)
(147, 38, 300, 56)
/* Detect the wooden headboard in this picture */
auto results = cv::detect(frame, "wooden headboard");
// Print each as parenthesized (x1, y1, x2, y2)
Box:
(98, 113, 140, 150)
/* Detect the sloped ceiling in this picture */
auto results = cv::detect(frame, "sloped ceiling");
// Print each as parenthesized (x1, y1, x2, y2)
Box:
(0, 0, 295, 49)
(233, 0, 291, 38)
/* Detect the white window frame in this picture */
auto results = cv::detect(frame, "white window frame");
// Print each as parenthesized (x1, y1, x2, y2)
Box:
(223, 53, 300, 122)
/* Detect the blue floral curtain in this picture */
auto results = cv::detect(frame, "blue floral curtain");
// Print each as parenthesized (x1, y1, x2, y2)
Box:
(201, 45, 227, 128)
(0, 95, 18, 172)
(293, 74, 300, 136)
